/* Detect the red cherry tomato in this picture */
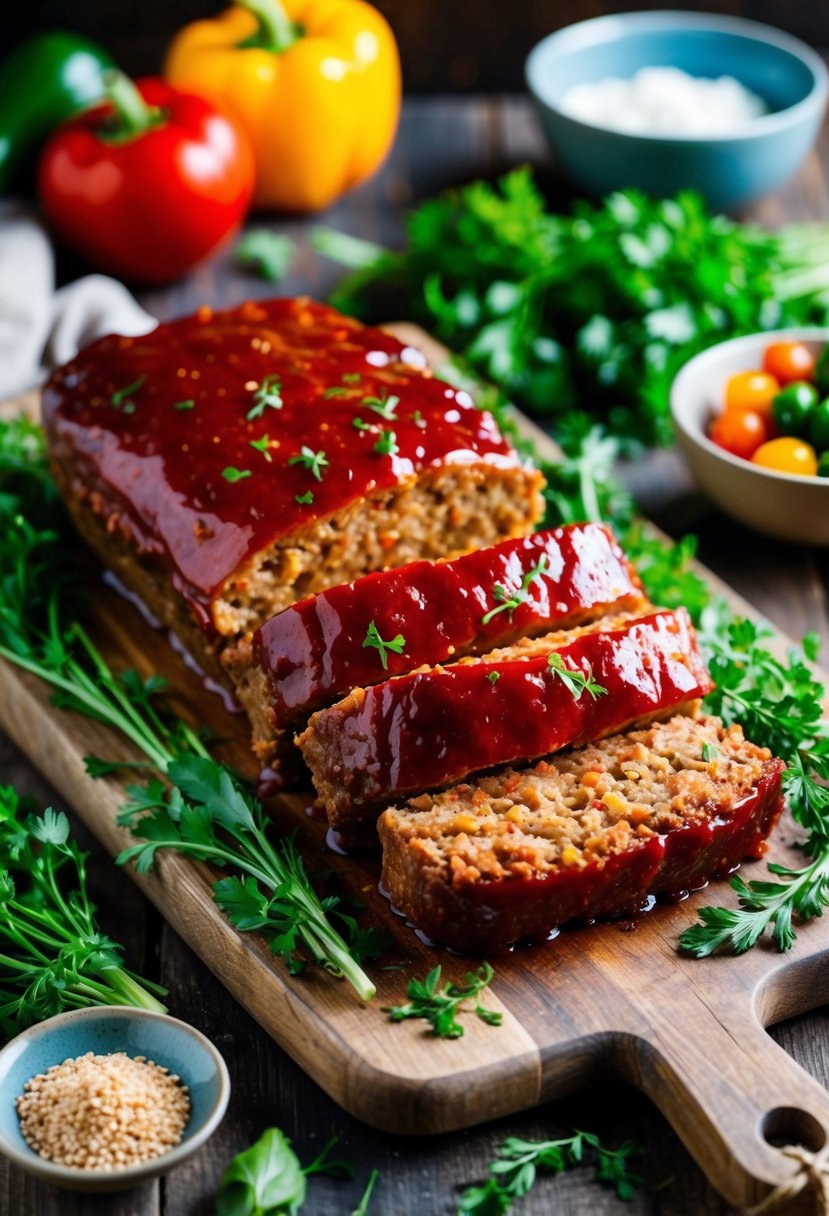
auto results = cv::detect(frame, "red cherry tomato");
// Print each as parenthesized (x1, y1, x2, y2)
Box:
(709, 408, 768, 460)
(723, 371, 780, 417)
(763, 341, 816, 385)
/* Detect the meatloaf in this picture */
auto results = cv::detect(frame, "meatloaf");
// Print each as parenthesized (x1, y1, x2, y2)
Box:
(298, 607, 713, 840)
(378, 715, 785, 952)
(234, 522, 647, 764)
(43, 297, 543, 680)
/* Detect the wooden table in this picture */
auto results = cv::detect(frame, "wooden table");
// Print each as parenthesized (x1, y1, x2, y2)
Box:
(3, 94, 829, 1216)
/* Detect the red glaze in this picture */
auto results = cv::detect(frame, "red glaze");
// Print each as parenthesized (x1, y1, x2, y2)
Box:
(305, 608, 714, 824)
(254, 522, 646, 726)
(384, 760, 785, 953)
(43, 298, 523, 632)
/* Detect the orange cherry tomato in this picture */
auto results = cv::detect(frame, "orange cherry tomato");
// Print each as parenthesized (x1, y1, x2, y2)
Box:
(763, 341, 816, 385)
(723, 371, 780, 417)
(709, 409, 768, 460)
(750, 436, 818, 477)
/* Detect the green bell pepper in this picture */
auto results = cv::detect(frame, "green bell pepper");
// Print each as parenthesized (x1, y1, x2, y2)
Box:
(0, 31, 115, 193)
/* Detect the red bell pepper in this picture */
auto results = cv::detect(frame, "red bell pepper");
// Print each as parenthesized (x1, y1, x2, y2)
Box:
(38, 72, 254, 285)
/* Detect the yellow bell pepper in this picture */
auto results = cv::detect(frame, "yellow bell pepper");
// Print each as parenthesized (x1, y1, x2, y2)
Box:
(164, 0, 401, 213)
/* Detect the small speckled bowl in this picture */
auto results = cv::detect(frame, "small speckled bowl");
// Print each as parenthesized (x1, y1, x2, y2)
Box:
(671, 328, 829, 545)
(0, 1006, 230, 1192)
(525, 11, 828, 209)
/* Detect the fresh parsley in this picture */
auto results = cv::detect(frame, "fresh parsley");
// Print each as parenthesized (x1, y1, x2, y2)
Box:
(457, 1131, 644, 1214)
(342, 372, 362, 385)
(289, 445, 329, 481)
(314, 169, 829, 446)
(247, 374, 284, 420)
(173, 399, 195, 411)
(235, 229, 294, 283)
(0, 787, 167, 1038)
(362, 621, 405, 670)
(384, 962, 502, 1039)
(363, 389, 400, 420)
(249, 434, 273, 462)
(481, 554, 549, 626)
(547, 653, 607, 701)
(701, 742, 719, 763)
(0, 418, 378, 1001)
(222, 467, 252, 483)
(323, 385, 347, 398)
(295, 490, 314, 505)
(486, 671, 501, 685)
(352, 417, 371, 431)
(352, 1169, 379, 1216)
(110, 375, 145, 414)
(373, 429, 398, 456)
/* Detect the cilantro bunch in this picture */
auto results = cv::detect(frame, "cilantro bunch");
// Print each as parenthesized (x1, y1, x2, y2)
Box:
(314, 170, 829, 445)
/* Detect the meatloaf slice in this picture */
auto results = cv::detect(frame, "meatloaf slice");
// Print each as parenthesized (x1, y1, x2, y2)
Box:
(234, 522, 647, 764)
(297, 608, 713, 840)
(378, 715, 785, 953)
(43, 297, 542, 681)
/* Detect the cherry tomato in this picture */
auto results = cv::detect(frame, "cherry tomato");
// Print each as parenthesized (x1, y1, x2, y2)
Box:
(810, 399, 829, 451)
(723, 371, 780, 417)
(763, 341, 816, 385)
(751, 436, 818, 477)
(818, 452, 829, 479)
(771, 381, 818, 436)
(709, 409, 768, 460)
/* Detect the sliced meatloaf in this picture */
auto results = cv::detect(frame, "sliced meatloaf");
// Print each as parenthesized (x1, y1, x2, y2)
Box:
(233, 522, 647, 763)
(297, 607, 713, 840)
(43, 297, 543, 680)
(378, 715, 785, 952)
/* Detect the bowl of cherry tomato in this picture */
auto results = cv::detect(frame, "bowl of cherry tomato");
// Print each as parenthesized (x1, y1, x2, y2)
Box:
(671, 328, 829, 544)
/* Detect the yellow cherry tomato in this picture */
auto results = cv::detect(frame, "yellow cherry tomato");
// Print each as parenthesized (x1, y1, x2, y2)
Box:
(750, 436, 818, 477)
(724, 370, 780, 417)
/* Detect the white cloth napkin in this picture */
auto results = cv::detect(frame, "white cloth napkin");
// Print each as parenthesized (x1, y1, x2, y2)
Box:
(0, 203, 156, 398)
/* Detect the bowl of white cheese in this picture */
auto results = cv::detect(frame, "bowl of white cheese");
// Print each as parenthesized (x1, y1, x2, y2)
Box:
(525, 11, 828, 209)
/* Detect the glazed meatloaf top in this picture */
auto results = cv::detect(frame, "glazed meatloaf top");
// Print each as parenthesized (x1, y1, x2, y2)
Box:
(252, 522, 647, 727)
(43, 297, 537, 633)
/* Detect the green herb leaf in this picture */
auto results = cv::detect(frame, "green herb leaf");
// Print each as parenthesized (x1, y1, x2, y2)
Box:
(457, 1130, 643, 1214)
(362, 621, 405, 670)
(384, 962, 502, 1039)
(352, 1169, 379, 1216)
(481, 554, 549, 626)
(342, 372, 362, 385)
(352, 418, 371, 431)
(110, 375, 145, 412)
(323, 386, 347, 398)
(235, 230, 294, 283)
(288, 446, 329, 481)
(295, 491, 314, 505)
(250, 435, 273, 463)
(486, 671, 500, 685)
(222, 467, 252, 483)
(701, 742, 719, 763)
(216, 1128, 306, 1216)
(547, 653, 606, 701)
(362, 389, 400, 420)
(173, 399, 195, 411)
(373, 429, 398, 456)
(247, 375, 284, 421)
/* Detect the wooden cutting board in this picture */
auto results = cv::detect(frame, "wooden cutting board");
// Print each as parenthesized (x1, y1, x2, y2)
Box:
(3, 325, 829, 1213)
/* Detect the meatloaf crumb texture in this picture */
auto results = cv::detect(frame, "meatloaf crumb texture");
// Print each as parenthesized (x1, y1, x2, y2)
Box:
(378, 716, 785, 952)
(298, 608, 712, 837)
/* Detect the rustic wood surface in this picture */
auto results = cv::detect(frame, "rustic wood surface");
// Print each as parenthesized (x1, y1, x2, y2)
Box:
(1, 94, 829, 1214)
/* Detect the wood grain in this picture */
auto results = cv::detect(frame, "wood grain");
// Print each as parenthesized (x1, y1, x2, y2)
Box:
(3, 324, 829, 1211)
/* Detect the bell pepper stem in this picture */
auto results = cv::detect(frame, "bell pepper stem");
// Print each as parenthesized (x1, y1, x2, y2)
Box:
(238, 0, 301, 53)
(101, 70, 162, 140)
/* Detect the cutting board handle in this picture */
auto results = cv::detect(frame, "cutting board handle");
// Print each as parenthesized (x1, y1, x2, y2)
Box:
(629, 999, 829, 1211)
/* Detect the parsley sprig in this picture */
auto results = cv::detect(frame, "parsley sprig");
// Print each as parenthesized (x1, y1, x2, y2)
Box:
(481, 554, 549, 625)
(0, 787, 167, 1038)
(215, 1127, 361, 1216)
(457, 1131, 643, 1214)
(289, 445, 329, 481)
(362, 620, 405, 670)
(0, 418, 377, 1001)
(547, 653, 607, 701)
(384, 962, 502, 1039)
(363, 389, 400, 420)
(247, 374, 283, 420)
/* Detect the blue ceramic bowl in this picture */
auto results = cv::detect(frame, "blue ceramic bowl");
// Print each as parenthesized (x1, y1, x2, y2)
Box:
(0, 1006, 230, 1192)
(525, 11, 828, 209)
